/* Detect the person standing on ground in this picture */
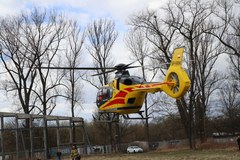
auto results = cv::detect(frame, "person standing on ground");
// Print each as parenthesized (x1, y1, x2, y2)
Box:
(70, 144, 81, 160)
(237, 136, 240, 151)
(56, 149, 62, 160)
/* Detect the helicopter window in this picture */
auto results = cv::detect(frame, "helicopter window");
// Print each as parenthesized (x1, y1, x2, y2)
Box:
(124, 79, 132, 85)
(127, 98, 136, 104)
(96, 87, 113, 107)
(131, 76, 145, 84)
(119, 76, 145, 85)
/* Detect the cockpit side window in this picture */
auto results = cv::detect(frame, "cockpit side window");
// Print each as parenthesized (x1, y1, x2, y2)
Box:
(96, 87, 113, 107)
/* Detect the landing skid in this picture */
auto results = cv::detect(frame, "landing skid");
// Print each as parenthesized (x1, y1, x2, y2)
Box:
(122, 111, 147, 120)
(93, 111, 147, 123)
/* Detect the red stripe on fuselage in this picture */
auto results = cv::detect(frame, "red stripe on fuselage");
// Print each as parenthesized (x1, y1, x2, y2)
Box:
(115, 91, 127, 98)
(124, 87, 133, 92)
(152, 83, 162, 87)
(115, 87, 134, 98)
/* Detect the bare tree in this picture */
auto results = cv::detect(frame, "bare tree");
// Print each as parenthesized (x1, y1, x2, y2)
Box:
(218, 81, 240, 133)
(208, 0, 240, 57)
(64, 21, 85, 118)
(0, 12, 37, 114)
(30, 9, 70, 116)
(0, 8, 72, 158)
(214, 0, 240, 93)
(128, 7, 182, 147)
(129, 9, 177, 69)
(129, 0, 220, 148)
(125, 29, 153, 144)
(86, 18, 118, 86)
(164, 0, 217, 148)
(0, 8, 71, 115)
(126, 30, 150, 77)
(86, 18, 118, 150)
(208, 0, 240, 134)
(194, 31, 222, 143)
(63, 21, 85, 142)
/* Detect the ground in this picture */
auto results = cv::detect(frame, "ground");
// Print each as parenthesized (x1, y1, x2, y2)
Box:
(60, 148, 240, 160)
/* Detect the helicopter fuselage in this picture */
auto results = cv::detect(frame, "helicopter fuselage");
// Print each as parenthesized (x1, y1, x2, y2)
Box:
(96, 76, 172, 114)
(96, 47, 191, 115)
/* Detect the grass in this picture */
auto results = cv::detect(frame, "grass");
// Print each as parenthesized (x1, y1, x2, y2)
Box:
(78, 148, 240, 160)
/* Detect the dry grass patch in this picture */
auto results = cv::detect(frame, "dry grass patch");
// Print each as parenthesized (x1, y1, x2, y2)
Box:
(78, 148, 240, 160)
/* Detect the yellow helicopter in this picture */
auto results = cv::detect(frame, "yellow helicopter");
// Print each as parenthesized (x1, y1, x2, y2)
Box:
(44, 47, 190, 121)
(95, 47, 190, 117)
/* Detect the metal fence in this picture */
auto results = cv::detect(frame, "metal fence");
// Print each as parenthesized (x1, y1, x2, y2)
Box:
(0, 112, 91, 160)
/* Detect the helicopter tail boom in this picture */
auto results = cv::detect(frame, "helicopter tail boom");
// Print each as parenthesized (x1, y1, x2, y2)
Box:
(161, 47, 190, 99)
(132, 47, 190, 99)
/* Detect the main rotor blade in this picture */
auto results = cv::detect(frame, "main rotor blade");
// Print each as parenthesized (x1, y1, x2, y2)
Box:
(40, 66, 117, 70)
(91, 69, 116, 76)
(40, 63, 141, 76)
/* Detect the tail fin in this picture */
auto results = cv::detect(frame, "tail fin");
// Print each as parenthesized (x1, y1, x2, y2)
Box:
(161, 47, 190, 99)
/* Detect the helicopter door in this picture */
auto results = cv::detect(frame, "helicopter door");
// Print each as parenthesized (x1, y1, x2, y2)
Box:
(96, 87, 113, 107)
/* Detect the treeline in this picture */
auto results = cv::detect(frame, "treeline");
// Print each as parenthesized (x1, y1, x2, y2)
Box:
(2, 113, 239, 151)
(85, 112, 240, 145)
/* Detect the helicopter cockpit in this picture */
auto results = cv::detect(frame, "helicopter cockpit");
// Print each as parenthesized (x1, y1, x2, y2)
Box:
(96, 86, 113, 107)
(96, 76, 146, 107)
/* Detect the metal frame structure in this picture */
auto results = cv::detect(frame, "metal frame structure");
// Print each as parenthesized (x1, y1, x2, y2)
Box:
(0, 112, 90, 159)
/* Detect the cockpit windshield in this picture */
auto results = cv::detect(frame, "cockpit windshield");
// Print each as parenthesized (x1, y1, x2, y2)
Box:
(96, 87, 113, 107)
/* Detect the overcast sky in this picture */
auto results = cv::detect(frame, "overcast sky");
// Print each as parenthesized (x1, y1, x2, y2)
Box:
(0, 0, 166, 61)
(0, 0, 163, 23)
(0, 0, 169, 120)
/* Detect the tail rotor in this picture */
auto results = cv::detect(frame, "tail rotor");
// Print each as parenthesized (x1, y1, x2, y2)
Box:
(162, 47, 190, 99)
